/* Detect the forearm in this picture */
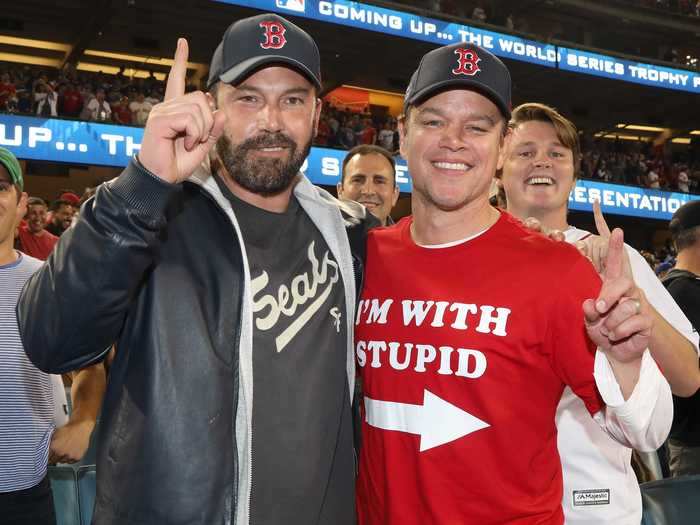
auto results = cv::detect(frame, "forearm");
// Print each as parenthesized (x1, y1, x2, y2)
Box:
(596, 351, 672, 450)
(68, 363, 106, 426)
(647, 305, 700, 397)
(604, 353, 642, 401)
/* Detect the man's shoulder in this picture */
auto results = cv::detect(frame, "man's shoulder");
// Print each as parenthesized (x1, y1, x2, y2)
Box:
(499, 213, 585, 263)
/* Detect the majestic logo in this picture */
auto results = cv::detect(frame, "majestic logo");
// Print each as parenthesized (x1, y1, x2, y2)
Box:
(276, 0, 305, 13)
(251, 241, 340, 352)
(452, 48, 481, 76)
(573, 489, 610, 506)
(259, 21, 287, 50)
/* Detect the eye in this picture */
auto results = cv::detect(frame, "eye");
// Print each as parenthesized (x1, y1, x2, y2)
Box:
(551, 151, 566, 158)
(0, 182, 12, 193)
(467, 126, 487, 133)
(285, 96, 305, 106)
(238, 95, 258, 103)
(518, 151, 534, 158)
(421, 119, 442, 128)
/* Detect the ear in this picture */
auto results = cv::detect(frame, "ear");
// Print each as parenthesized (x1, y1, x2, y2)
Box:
(390, 184, 400, 207)
(336, 181, 344, 198)
(16, 191, 28, 225)
(398, 116, 408, 160)
(312, 98, 323, 138)
(205, 91, 216, 111)
(496, 125, 512, 171)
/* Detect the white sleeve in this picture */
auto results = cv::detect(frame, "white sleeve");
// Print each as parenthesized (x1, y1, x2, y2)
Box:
(592, 349, 672, 451)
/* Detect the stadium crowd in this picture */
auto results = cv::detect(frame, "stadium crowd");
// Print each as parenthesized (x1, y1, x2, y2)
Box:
(1, 61, 698, 197)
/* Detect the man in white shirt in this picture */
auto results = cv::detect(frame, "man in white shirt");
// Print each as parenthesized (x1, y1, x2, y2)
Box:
(129, 92, 153, 126)
(499, 102, 699, 524)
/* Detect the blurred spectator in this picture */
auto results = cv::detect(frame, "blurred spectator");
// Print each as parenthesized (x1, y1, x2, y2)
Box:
(472, 4, 488, 23)
(16, 197, 58, 261)
(0, 73, 16, 111)
(112, 96, 132, 125)
(129, 92, 152, 126)
(45, 199, 76, 237)
(35, 81, 58, 117)
(377, 120, 395, 152)
(357, 118, 377, 145)
(648, 166, 661, 188)
(338, 117, 356, 149)
(60, 82, 83, 118)
(678, 168, 690, 192)
(315, 115, 331, 146)
(86, 88, 111, 121)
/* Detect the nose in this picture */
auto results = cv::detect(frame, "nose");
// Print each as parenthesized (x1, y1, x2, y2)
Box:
(533, 153, 551, 168)
(257, 104, 283, 133)
(438, 122, 466, 151)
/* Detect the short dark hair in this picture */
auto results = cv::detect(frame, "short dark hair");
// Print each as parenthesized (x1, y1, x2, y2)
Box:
(671, 224, 700, 252)
(27, 196, 47, 207)
(341, 145, 396, 185)
(50, 199, 73, 212)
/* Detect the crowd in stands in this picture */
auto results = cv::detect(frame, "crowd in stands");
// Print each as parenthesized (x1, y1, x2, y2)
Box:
(0, 63, 166, 125)
(2, 63, 698, 195)
(634, 0, 700, 16)
(580, 138, 700, 193)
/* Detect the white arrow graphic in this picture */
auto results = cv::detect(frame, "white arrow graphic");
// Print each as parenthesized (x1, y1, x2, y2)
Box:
(365, 389, 490, 452)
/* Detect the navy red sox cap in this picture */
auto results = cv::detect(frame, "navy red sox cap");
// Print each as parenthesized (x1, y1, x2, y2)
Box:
(207, 13, 321, 90)
(404, 43, 511, 119)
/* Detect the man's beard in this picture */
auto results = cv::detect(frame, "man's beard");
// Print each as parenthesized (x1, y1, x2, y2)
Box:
(216, 132, 311, 196)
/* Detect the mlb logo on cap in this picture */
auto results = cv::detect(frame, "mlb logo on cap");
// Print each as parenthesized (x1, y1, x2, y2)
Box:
(276, 0, 305, 13)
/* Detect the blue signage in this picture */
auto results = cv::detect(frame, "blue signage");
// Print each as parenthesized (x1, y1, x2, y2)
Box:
(214, 0, 700, 94)
(2, 114, 698, 220)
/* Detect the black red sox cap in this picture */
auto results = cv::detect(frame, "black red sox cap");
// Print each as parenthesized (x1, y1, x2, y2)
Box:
(670, 200, 700, 235)
(404, 43, 511, 119)
(207, 13, 321, 90)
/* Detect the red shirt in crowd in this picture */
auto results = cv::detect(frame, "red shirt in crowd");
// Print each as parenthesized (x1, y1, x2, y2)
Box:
(61, 88, 83, 117)
(359, 125, 376, 145)
(18, 226, 58, 261)
(112, 104, 132, 124)
(355, 213, 604, 525)
(0, 81, 16, 110)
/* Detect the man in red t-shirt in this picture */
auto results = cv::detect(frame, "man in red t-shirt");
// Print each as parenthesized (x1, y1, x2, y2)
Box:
(355, 43, 653, 525)
(17, 197, 58, 261)
(60, 83, 83, 118)
(0, 73, 16, 111)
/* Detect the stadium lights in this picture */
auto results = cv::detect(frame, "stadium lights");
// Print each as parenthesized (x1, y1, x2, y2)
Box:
(615, 124, 667, 133)
(76, 62, 166, 80)
(690, 130, 700, 135)
(0, 36, 71, 53)
(83, 50, 208, 79)
(342, 84, 404, 97)
(594, 132, 643, 141)
(0, 52, 62, 68)
(671, 138, 691, 144)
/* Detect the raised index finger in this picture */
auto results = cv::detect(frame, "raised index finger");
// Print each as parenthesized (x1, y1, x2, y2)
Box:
(164, 38, 189, 101)
(593, 199, 612, 238)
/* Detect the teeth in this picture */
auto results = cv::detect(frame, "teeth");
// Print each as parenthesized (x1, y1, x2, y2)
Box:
(433, 161, 470, 171)
(260, 147, 284, 151)
(527, 177, 554, 185)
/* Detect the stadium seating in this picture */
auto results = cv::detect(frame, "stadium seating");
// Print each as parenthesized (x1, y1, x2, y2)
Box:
(48, 466, 80, 525)
(49, 464, 97, 525)
(640, 474, 700, 525)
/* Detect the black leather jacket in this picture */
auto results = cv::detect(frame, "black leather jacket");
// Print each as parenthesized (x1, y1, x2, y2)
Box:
(18, 160, 373, 524)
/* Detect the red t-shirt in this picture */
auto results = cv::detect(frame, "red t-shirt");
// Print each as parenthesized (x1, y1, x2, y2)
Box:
(18, 226, 58, 261)
(356, 213, 603, 525)
(360, 126, 376, 145)
(61, 89, 83, 116)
